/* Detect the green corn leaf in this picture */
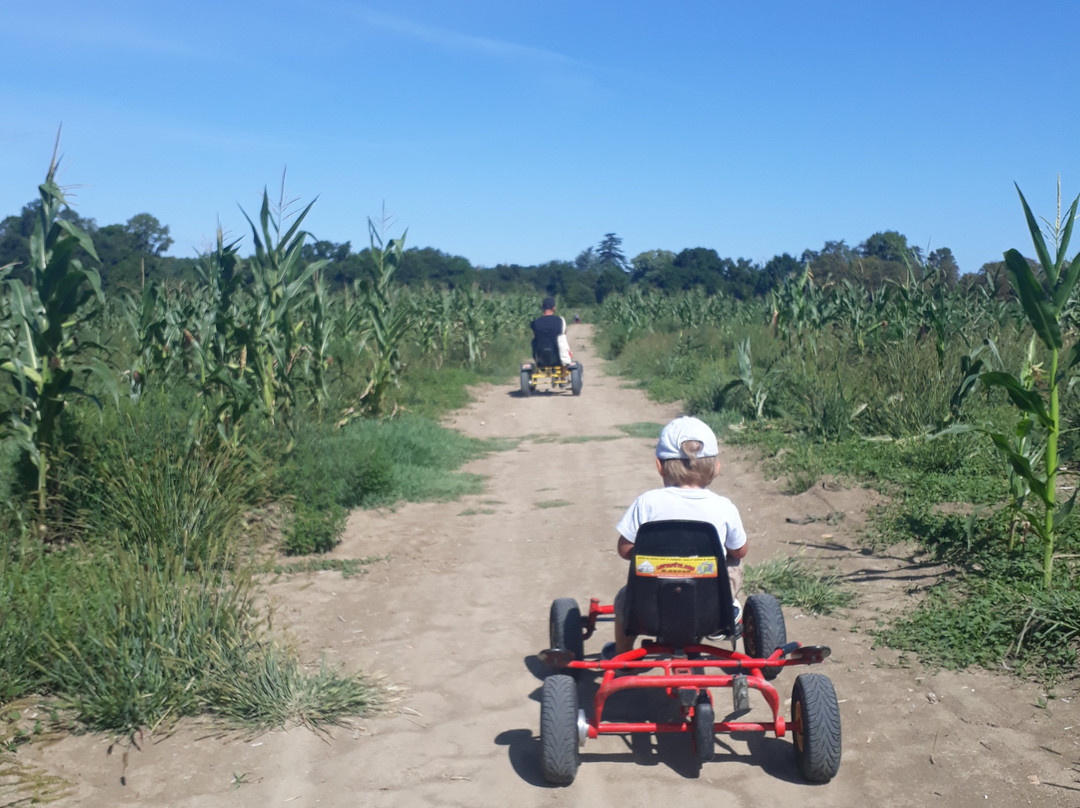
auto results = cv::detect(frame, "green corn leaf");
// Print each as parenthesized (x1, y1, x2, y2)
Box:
(1054, 484, 1079, 527)
(1, 359, 43, 386)
(55, 219, 100, 263)
(1055, 252, 1080, 312)
(1056, 195, 1079, 270)
(950, 355, 984, 413)
(1017, 185, 1056, 285)
(931, 423, 978, 438)
(278, 197, 318, 250)
(1004, 249, 1061, 349)
(987, 430, 1050, 505)
(981, 371, 1054, 429)
(1014, 416, 1035, 441)
(1063, 340, 1080, 377)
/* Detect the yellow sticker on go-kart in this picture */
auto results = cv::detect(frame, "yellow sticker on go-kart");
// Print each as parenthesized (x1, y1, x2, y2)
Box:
(634, 555, 718, 578)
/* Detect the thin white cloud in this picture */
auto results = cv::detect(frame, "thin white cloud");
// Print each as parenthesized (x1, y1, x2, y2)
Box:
(342, 5, 581, 69)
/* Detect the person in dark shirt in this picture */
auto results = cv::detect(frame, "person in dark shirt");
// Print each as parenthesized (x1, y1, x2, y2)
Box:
(530, 296, 569, 366)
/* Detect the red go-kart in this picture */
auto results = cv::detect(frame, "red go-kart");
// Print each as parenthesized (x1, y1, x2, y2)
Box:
(537, 520, 841, 785)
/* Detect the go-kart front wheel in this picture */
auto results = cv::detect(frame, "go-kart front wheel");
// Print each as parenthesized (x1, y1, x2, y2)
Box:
(540, 674, 581, 784)
(742, 593, 787, 680)
(520, 369, 532, 397)
(792, 673, 842, 782)
(693, 692, 715, 763)
(549, 598, 584, 664)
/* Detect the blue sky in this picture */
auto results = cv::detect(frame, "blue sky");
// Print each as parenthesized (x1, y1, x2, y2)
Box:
(3, 1, 1079, 274)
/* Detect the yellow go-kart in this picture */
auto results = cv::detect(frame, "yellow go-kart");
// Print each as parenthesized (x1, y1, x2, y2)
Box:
(520, 359, 583, 396)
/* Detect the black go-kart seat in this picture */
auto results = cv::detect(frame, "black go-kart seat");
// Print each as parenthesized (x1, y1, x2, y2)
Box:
(625, 520, 736, 651)
(532, 336, 561, 368)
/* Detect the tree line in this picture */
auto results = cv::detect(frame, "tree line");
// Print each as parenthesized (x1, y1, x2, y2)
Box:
(1, 199, 1000, 307)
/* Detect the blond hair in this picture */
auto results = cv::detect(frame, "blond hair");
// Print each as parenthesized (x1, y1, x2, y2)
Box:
(659, 439, 718, 488)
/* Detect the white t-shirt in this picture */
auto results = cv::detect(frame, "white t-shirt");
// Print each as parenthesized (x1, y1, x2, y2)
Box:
(616, 486, 746, 559)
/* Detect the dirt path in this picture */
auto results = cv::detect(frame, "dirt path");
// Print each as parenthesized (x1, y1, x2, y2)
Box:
(19, 325, 1080, 807)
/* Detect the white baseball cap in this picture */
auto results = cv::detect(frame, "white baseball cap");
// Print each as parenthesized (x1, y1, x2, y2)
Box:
(656, 416, 718, 460)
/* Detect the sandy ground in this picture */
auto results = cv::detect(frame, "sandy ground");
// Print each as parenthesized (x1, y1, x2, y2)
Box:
(13, 325, 1080, 807)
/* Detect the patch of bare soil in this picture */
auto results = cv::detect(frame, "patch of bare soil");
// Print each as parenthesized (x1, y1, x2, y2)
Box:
(15, 325, 1080, 807)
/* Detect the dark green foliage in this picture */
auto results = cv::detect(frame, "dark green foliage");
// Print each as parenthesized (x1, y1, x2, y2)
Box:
(874, 552, 1080, 677)
(278, 415, 488, 555)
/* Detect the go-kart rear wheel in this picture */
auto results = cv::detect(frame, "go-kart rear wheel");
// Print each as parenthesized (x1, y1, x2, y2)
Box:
(742, 593, 787, 680)
(520, 369, 532, 397)
(693, 692, 715, 763)
(549, 598, 584, 664)
(570, 365, 583, 396)
(540, 674, 580, 784)
(792, 673, 842, 782)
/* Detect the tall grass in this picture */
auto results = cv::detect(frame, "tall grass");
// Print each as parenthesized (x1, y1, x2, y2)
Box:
(0, 454, 379, 734)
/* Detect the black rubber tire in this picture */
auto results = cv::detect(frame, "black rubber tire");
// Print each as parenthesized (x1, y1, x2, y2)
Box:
(571, 365, 583, 396)
(693, 693, 715, 763)
(549, 598, 584, 663)
(540, 674, 580, 785)
(742, 593, 787, 680)
(520, 370, 532, 397)
(792, 673, 842, 782)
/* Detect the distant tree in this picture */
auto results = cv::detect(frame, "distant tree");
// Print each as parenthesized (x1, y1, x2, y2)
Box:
(758, 253, 801, 295)
(483, 262, 529, 293)
(94, 214, 172, 290)
(574, 247, 597, 273)
(802, 239, 853, 283)
(973, 258, 1018, 300)
(855, 230, 927, 285)
(630, 249, 675, 285)
(860, 230, 912, 263)
(927, 247, 960, 286)
(671, 247, 725, 294)
(722, 257, 759, 300)
(596, 232, 628, 273)
(299, 239, 363, 286)
(302, 239, 352, 264)
(125, 212, 173, 256)
(526, 259, 594, 307)
(398, 247, 474, 288)
(595, 265, 629, 303)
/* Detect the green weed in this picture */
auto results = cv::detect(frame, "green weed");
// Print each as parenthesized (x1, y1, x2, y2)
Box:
(273, 557, 381, 579)
(204, 646, 380, 730)
(745, 556, 855, 615)
(873, 573, 1080, 679)
(617, 422, 664, 438)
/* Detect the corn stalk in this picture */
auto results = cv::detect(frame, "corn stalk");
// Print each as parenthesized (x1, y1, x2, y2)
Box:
(237, 186, 327, 433)
(979, 182, 1080, 589)
(0, 154, 110, 524)
(356, 219, 410, 417)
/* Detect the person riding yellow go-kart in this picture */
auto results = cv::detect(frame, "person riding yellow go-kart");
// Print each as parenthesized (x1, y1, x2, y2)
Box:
(521, 296, 582, 397)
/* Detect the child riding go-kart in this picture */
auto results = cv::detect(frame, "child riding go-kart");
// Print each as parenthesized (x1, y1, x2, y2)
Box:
(537, 519, 842, 785)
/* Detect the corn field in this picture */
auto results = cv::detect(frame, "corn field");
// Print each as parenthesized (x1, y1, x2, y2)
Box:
(0, 178, 538, 534)
(596, 191, 1080, 591)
